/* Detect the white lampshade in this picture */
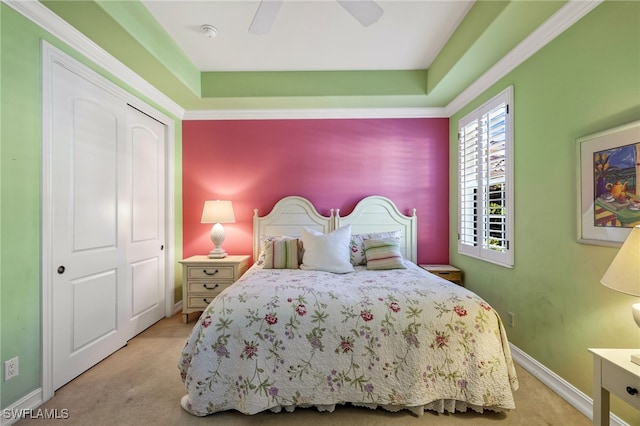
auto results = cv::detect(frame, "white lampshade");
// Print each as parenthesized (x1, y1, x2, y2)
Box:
(201, 200, 236, 224)
(201, 200, 235, 258)
(601, 225, 640, 365)
(601, 225, 640, 296)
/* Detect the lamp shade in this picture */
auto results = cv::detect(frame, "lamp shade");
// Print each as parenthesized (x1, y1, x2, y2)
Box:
(601, 225, 640, 297)
(201, 200, 235, 224)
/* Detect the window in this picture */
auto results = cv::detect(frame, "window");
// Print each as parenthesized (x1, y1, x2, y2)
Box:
(458, 86, 514, 267)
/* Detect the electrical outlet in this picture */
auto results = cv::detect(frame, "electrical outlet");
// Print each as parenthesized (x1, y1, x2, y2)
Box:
(507, 311, 515, 327)
(4, 356, 19, 381)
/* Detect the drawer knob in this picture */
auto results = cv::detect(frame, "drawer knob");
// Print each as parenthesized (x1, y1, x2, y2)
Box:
(203, 284, 219, 290)
(627, 386, 638, 396)
(203, 269, 219, 276)
(203, 298, 212, 304)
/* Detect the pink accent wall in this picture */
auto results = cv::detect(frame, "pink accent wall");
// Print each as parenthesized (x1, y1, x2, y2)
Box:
(182, 118, 450, 264)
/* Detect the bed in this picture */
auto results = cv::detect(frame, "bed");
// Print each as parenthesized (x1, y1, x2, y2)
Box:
(178, 196, 518, 417)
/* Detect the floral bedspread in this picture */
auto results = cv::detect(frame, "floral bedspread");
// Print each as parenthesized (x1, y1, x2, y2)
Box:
(179, 261, 518, 416)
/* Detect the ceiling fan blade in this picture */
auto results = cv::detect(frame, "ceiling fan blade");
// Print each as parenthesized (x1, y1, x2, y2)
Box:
(337, 0, 383, 27)
(249, 0, 283, 35)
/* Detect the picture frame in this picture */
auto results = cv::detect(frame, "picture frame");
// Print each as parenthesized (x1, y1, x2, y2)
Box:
(577, 120, 640, 246)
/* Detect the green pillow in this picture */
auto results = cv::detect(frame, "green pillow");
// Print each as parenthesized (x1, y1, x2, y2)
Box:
(363, 238, 405, 270)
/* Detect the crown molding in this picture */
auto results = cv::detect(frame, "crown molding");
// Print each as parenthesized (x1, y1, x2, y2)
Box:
(3, 0, 185, 119)
(183, 107, 447, 120)
(445, 0, 603, 116)
(4, 0, 601, 120)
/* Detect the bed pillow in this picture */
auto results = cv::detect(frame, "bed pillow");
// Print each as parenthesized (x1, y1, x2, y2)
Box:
(262, 238, 301, 269)
(350, 230, 402, 265)
(300, 225, 355, 273)
(257, 236, 302, 266)
(363, 237, 406, 270)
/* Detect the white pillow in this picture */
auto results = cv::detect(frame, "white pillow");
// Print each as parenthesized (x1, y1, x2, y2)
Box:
(300, 225, 355, 274)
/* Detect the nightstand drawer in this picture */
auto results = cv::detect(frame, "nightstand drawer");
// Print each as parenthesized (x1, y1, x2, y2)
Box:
(187, 281, 232, 294)
(431, 270, 462, 281)
(602, 360, 640, 409)
(188, 295, 219, 309)
(187, 265, 235, 280)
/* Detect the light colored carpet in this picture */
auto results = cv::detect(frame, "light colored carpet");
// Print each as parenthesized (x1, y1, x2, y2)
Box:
(17, 314, 590, 425)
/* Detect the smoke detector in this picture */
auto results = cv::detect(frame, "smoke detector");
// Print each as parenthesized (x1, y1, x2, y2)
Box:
(200, 24, 218, 38)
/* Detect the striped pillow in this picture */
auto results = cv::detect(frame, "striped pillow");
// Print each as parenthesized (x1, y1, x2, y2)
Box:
(363, 238, 405, 270)
(349, 230, 401, 265)
(263, 238, 300, 269)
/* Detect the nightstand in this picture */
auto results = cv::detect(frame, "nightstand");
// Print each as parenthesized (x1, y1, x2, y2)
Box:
(420, 264, 463, 286)
(179, 255, 250, 323)
(589, 348, 640, 425)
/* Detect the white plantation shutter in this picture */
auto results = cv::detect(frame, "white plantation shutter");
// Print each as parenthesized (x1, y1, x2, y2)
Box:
(458, 86, 514, 267)
(459, 118, 480, 253)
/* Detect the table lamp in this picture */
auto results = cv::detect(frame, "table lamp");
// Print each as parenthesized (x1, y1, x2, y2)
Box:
(201, 200, 235, 258)
(601, 225, 640, 365)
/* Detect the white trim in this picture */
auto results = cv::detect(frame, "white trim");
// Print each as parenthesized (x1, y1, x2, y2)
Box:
(510, 343, 629, 426)
(184, 107, 447, 120)
(458, 86, 514, 268)
(173, 300, 183, 316)
(0, 389, 43, 426)
(40, 39, 56, 404)
(3, 0, 184, 119)
(446, 0, 602, 116)
(40, 41, 176, 403)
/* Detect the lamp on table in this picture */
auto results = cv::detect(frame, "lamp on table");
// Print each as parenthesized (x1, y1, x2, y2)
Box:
(601, 225, 640, 365)
(201, 200, 235, 258)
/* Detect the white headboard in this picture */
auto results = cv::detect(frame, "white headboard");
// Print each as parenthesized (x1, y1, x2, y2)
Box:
(253, 196, 333, 261)
(334, 196, 417, 263)
(253, 195, 417, 263)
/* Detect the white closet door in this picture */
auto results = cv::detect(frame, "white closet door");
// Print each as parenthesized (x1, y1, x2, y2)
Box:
(126, 107, 166, 337)
(51, 64, 129, 389)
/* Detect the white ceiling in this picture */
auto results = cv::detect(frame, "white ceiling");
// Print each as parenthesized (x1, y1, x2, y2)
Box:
(141, 0, 474, 72)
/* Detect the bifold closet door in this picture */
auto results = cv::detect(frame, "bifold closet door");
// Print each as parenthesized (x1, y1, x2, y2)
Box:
(51, 63, 129, 390)
(50, 63, 166, 390)
(126, 107, 166, 337)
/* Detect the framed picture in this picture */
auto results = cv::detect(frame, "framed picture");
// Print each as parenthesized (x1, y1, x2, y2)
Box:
(577, 120, 640, 246)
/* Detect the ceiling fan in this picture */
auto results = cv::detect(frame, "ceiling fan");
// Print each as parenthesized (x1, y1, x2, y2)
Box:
(249, 0, 384, 35)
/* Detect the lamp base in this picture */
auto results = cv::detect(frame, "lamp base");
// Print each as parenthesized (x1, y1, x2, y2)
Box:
(209, 223, 227, 258)
(208, 248, 227, 259)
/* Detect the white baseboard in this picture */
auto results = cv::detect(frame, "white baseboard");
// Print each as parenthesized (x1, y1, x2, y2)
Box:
(172, 300, 183, 316)
(0, 389, 44, 426)
(509, 343, 629, 426)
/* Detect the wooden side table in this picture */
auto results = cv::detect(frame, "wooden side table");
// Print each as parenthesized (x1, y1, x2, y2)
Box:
(179, 255, 250, 323)
(589, 348, 640, 425)
(420, 264, 463, 286)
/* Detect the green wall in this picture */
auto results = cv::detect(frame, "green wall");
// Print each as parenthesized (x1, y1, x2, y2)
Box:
(0, 4, 183, 408)
(449, 2, 640, 424)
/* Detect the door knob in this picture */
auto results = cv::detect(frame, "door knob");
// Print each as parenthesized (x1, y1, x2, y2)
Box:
(57, 266, 66, 274)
